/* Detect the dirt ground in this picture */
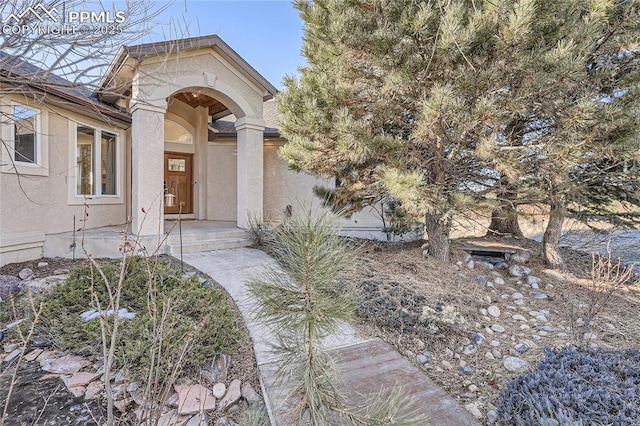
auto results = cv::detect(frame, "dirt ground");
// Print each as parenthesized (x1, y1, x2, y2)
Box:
(0, 255, 262, 425)
(346, 237, 640, 423)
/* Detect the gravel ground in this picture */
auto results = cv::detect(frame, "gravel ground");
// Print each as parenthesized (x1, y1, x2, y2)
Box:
(346, 237, 640, 424)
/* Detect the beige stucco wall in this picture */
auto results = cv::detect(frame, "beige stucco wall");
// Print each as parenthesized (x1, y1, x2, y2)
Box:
(207, 140, 237, 221)
(263, 141, 330, 219)
(0, 95, 128, 265)
(261, 140, 412, 240)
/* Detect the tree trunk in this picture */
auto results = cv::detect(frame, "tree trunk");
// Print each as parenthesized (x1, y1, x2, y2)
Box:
(542, 199, 565, 268)
(487, 202, 524, 238)
(425, 212, 451, 263)
(487, 177, 524, 238)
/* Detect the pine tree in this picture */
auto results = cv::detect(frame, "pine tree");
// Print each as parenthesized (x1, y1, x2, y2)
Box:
(480, 0, 640, 267)
(278, 0, 640, 266)
(278, 0, 503, 262)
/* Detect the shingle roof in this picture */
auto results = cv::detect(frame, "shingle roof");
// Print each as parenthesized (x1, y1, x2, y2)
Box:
(0, 52, 131, 124)
(209, 100, 281, 138)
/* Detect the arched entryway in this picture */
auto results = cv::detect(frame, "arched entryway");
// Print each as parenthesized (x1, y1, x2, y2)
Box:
(120, 36, 276, 236)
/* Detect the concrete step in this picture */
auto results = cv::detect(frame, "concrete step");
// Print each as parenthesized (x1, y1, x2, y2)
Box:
(167, 237, 253, 254)
(165, 228, 248, 243)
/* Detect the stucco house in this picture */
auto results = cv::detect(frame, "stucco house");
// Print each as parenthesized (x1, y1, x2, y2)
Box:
(0, 35, 397, 266)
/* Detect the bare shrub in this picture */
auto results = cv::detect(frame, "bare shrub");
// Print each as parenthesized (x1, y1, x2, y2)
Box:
(568, 249, 634, 347)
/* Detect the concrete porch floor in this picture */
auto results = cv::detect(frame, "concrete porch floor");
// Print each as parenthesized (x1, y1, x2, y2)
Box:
(42, 220, 252, 259)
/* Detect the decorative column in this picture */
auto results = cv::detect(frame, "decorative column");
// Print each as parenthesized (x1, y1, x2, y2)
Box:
(130, 101, 167, 237)
(235, 116, 265, 228)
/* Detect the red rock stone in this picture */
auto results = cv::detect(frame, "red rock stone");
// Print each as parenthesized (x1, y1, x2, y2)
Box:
(85, 381, 103, 400)
(157, 409, 191, 426)
(24, 348, 43, 362)
(175, 384, 216, 415)
(63, 371, 101, 388)
(218, 379, 241, 412)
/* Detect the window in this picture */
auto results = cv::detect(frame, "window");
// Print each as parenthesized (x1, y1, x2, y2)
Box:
(1, 101, 48, 176)
(164, 120, 193, 144)
(13, 105, 38, 163)
(76, 124, 117, 196)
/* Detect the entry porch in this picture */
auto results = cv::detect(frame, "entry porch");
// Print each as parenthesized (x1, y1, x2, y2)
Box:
(42, 220, 252, 260)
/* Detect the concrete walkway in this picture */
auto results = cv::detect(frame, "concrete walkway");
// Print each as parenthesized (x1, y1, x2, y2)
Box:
(183, 248, 479, 426)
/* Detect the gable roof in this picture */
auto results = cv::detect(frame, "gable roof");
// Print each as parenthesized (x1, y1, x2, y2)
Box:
(0, 52, 131, 125)
(97, 34, 278, 108)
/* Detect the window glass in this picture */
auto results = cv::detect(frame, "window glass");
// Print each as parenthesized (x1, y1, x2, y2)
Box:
(101, 132, 116, 195)
(168, 158, 186, 172)
(164, 120, 193, 144)
(77, 125, 94, 195)
(14, 105, 37, 163)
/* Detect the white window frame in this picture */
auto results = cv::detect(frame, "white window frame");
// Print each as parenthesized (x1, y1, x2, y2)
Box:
(0, 100, 49, 177)
(68, 121, 124, 205)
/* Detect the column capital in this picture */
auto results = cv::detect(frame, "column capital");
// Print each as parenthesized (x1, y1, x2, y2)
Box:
(130, 100, 167, 114)
(235, 116, 265, 132)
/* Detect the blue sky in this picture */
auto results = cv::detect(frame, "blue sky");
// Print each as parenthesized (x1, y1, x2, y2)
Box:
(147, 1, 305, 89)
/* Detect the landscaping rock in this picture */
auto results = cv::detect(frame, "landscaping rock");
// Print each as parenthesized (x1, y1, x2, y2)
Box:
(218, 379, 242, 411)
(510, 250, 531, 264)
(24, 348, 43, 362)
(175, 384, 216, 416)
(512, 292, 524, 300)
(62, 372, 100, 388)
(460, 366, 474, 375)
(157, 409, 190, 426)
(494, 277, 505, 285)
(464, 403, 483, 419)
(491, 324, 506, 333)
(471, 332, 485, 346)
(26, 275, 67, 293)
(477, 276, 488, 285)
(66, 385, 86, 398)
(487, 410, 499, 424)
(488, 305, 501, 318)
(462, 345, 477, 356)
(186, 413, 209, 426)
(512, 314, 527, 322)
(503, 356, 530, 372)
(530, 291, 548, 300)
(0, 275, 24, 299)
(37, 262, 49, 268)
(542, 269, 566, 282)
(241, 383, 262, 403)
(202, 354, 232, 384)
(5, 348, 23, 363)
(526, 276, 540, 285)
(201, 279, 215, 288)
(417, 354, 429, 364)
(85, 381, 103, 400)
(212, 382, 226, 399)
(509, 265, 526, 277)
(18, 268, 35, 281)
(41, 355, 91, 374)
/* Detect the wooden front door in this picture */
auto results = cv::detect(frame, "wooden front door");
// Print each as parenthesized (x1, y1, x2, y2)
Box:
(164, 152, 193, 214)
